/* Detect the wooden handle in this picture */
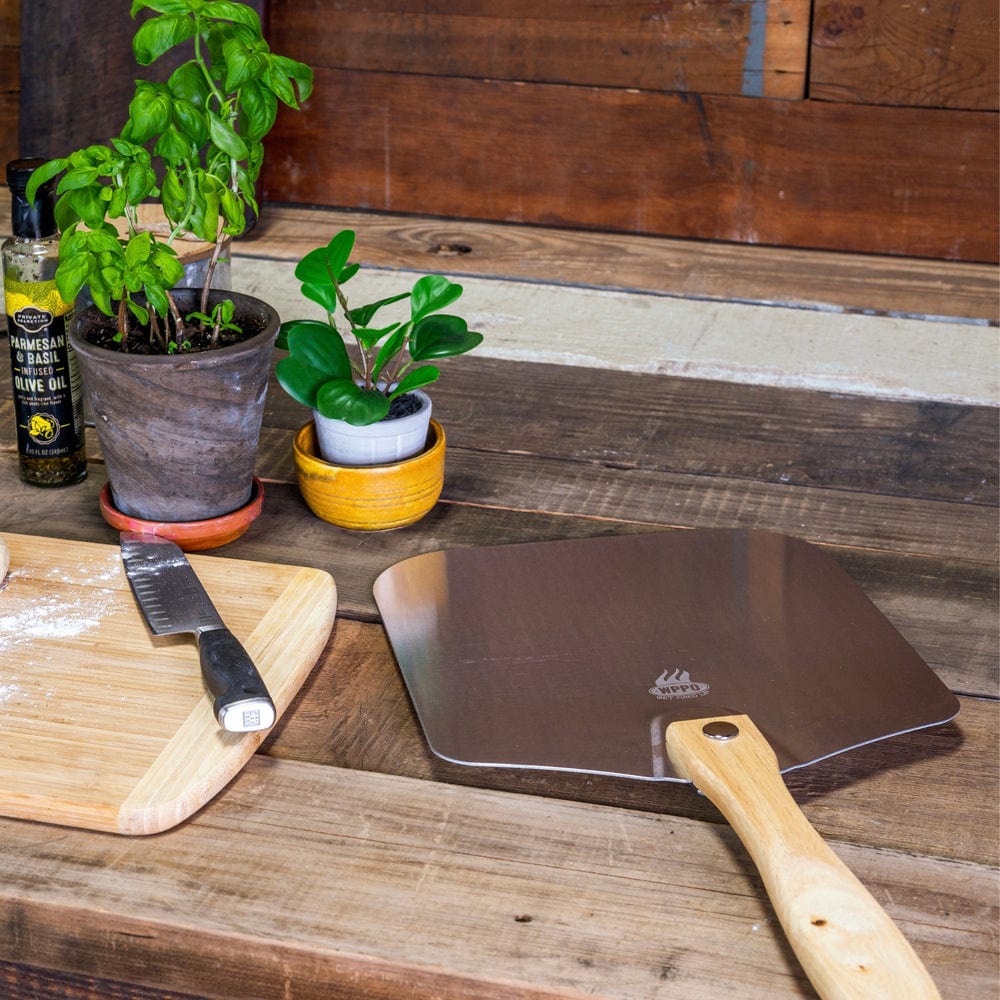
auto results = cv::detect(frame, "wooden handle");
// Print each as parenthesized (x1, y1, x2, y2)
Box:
(665, 714, 939, 1000)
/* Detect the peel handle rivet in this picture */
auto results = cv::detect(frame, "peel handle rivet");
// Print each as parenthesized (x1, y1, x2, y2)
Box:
(702, 720, 740, 741)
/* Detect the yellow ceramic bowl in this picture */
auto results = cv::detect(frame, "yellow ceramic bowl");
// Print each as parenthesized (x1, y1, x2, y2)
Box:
(292, 420, 446, 531)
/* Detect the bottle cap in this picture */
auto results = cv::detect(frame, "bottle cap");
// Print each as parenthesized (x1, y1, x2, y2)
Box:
(5, 158, 57, 239)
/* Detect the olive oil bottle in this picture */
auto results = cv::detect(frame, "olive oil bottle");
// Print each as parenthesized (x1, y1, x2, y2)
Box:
(2, 158, 87, 486)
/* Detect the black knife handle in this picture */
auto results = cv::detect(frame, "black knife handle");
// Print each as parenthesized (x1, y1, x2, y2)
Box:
(197, 628, 276, 733)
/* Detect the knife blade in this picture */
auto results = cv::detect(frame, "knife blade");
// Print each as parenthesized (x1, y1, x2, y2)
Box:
(120, 531, 276, 733)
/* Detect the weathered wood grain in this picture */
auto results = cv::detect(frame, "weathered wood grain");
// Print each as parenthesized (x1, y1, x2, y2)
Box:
(0, 757, 995, 999)
(0, 246, 994, 997)
(237, 206, 1000, 324)
(0, 961, 205, 1000)
(262, 618, 999, 868)
(811, 0, 1000, 110)
(262, 357, 999, 507)
(269, 0, 811, 99)
(17, 1, 266, 158)
(0, 0, 18, 170)
(2, 173, 998, 324)
(254, 422, 999, 564)
(263, 68, 999, 261)
(0, 462, 992, 696)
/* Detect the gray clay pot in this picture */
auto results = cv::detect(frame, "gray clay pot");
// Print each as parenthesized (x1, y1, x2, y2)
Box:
(70, 289, 279, 522)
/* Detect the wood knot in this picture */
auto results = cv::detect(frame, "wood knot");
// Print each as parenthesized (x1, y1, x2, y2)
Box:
(428, 242, 473, 256)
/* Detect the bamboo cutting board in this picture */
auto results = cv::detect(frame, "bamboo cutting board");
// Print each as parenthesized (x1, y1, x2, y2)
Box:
(0, 532, 337, 835)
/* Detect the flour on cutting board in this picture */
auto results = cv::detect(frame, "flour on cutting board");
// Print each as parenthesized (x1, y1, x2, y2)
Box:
(0, 583, 114, 642)
(0, 553, 129, 700)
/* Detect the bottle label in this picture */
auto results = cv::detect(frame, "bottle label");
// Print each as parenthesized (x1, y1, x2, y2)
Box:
(5, 279, 86, 459)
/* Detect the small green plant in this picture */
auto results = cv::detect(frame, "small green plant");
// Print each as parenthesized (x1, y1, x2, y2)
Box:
(276, 229, 484, 426)
(26, 0, 312, 353)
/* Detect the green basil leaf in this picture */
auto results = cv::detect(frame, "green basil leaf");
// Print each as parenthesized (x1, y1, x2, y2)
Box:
(56, 166, 99, 193)
(218, 188, 243, 232)
(221, 36, 266, 91)
(152, 246, 185, 288)
(168, 60, 210, 108)
(172, 98, 208, 146)
(144, 281, 170, 318)
(237, 79, 277, 141)
(125, 162, 157, 204)
(68, 187, 108, 230)
(131, 0, 189, 16)
(124, 232, 153, 268)
(132, 13, 197, 66)
(202, 1, 261, 32)
(54, 254, 93, 303)
(263, 54, 313, 106)
(127, 298, 150, 326)
(87, 272, 115, 317)
(86, 226, 125, 256)
(127, 81, 173, 142)
(159, 167, 188, 222)
(24, 157, 66, 204)
(196, 189, 220, 242)
(207, 114, 249, 159)
(154, 124, 195, 164)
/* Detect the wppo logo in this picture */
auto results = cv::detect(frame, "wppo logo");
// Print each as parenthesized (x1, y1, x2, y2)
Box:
(648, 668, 710, 700)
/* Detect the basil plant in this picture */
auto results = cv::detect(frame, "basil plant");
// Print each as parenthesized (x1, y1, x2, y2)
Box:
(26, 0, 312, 352)
(276, 230, 484, 426)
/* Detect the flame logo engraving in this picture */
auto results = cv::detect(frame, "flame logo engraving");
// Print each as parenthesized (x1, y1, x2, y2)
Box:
(649, 668, 710, 700)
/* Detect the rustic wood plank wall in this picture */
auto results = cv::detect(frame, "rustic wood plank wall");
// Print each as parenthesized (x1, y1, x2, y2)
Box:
(261, 0, 999, 263)
(0, 0, 17, 171)
(16, 1, 265, 161)
(10, 1, 1000, 262)
(810, 0, 999, 108)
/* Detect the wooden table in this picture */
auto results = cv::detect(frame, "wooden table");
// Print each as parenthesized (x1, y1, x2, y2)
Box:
(0, 208, 997, 999)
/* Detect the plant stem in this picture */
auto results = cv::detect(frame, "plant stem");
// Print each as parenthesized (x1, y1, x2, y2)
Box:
(326, 261, 370, 387)
(117, 298, 130, 343)
(165, 291, 185, 349)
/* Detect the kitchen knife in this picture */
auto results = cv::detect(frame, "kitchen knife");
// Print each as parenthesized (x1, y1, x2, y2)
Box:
(121, 531, 276, 733)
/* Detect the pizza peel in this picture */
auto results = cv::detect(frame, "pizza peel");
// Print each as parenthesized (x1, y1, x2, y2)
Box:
(373, 529, 957, 999)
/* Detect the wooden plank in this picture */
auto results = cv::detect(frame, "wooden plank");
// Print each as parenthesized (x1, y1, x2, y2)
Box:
(263, 69, 1000, 262)
(238, 205, 1000, 324)
(0, 0, 18, 170)
(10, 355, 996, 519)
(1, 961, 204, 1000)
(2, 175, 997, 326)
(269, 0, 810, 100)
(810, 0, 1000, 110)
(254, 423, 1000, 563)
(263, 618, 1000, 868)
(0, 757, 995, 999)
(18, 0, 266, 158)
(0, 456, 993, 697)
(263, 358, 1000, 508)
(230, 483, 998, 695)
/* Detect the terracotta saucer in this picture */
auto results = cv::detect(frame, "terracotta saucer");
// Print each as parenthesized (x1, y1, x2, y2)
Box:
(99, 478, 264, 551)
